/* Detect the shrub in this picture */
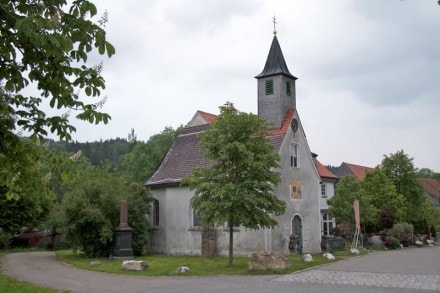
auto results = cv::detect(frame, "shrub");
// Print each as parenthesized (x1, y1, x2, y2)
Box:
(384, 236, 400, 249)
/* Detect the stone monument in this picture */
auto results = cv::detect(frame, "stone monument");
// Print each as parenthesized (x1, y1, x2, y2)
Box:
(113, 200, 134, 258)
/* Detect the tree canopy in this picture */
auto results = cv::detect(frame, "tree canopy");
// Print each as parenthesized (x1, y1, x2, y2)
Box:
(381, 150, 425, 222)
(182, 102, 286, 266)
(1, 0, 115, 140)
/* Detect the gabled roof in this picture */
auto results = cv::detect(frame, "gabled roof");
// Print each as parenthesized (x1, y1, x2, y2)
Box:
(255, 35, 297, 80)
(336, 162, 374, 181)
(146, 124, 213, 187)
(315, 159, 338, 180)
(418, 178, 440, 199)
(146, 109, 295, 188)
(187, 110, 217, 127)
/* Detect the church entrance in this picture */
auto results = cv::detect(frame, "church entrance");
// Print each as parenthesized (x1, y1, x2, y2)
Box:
(291, 215, 303, 254)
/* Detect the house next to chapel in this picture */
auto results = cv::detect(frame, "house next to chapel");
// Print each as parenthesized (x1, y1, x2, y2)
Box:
(146, 30, 337, 256)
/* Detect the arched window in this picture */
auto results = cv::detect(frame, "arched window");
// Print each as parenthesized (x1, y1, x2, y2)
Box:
(152, 199, 159, 226)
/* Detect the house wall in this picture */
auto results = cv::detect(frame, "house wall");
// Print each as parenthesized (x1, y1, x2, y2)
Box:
(150, 186, 270, 256)
(270, 112, 322, 254)
(319, 180, 335, 210)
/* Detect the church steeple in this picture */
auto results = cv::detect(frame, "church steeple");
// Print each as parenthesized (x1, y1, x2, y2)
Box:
(256, 30, 297, 129)
(255, 34, 296, 80)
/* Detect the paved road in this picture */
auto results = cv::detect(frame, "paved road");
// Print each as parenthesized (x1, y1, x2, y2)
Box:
(2, 246, 439, 293)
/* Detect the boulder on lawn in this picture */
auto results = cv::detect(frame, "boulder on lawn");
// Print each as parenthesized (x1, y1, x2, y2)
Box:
(323, 253, 335, 260)
(415, 240, 423, 247)
(174, 266, 190, 273)
(302, 253, 313, 263)
(248, 251, 291, 270)
(350, 248, 360, 255)
(122, 260, 148, 271)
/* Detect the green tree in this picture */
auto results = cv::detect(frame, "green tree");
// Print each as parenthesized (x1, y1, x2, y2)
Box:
(361, 168, 405, 226)
(1, 0, 115, 203)
(182, 102, 286, 266)
(1, 0, 115, 141)
(117, 127, 176, 183)
(0, 138, 56, 233)
(52, 161, 150, 257)
(328, 175, 374, 230)
(381, 150, 425, 223)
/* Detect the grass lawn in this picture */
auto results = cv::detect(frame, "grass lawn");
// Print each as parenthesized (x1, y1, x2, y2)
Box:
(0, 250, 67, 293)
(56, 249, 359, 276)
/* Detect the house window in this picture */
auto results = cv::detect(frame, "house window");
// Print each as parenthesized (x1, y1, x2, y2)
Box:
(152, 199, 159, 226)
(290, 181, 303, 200)
(321, 183, 327, 197)
(321, 212, 334, 236)
(265, 79, 274, 95)
(193, 209, 202, 227)
(286, 81, 291, 96)
(290, 143, 299, 168)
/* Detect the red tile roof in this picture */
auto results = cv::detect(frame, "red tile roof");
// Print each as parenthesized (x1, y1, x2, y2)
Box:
(269, 108, 295, 135)
(337, 162, 374, 181)
(418, 178, 440, 199)
(346, 163, 374, 181)
(198, 111, 217, 124)
(315, 159, 338, 180)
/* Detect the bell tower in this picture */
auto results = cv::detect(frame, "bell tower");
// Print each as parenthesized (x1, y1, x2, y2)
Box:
(255, 26, 297, 129)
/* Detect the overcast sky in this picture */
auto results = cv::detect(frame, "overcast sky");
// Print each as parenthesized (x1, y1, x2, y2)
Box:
(63, 0, 440, 171)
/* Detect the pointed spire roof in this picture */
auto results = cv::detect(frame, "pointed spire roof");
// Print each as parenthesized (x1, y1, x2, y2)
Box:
(255, 34, 297, 80)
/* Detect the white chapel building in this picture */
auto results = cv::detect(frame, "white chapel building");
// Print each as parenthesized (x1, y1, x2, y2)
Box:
(146, 30, 337, 256)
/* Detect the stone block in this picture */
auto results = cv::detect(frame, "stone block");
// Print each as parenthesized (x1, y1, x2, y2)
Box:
(302, 253, 313, 263)
(248, 251, 291, 270)
(323, 252, 335, 260)
(122, 260, 148, 271)
(174, 266, 190, 273)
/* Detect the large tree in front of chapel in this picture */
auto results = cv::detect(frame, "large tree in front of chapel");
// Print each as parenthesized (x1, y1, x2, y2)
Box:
(183, 102, 286, 266)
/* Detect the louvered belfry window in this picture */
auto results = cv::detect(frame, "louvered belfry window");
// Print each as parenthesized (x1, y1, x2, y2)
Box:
(265, 79, 274, 95)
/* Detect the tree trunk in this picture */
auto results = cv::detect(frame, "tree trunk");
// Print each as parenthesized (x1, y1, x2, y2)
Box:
(228, 222, 233, 267)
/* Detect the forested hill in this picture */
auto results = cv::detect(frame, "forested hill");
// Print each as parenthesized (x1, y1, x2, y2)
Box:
(46, 127, 177, 181)
(47, 138, 131, 167)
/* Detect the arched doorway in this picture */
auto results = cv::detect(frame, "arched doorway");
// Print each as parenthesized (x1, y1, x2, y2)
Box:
(291, 215, 303, 253)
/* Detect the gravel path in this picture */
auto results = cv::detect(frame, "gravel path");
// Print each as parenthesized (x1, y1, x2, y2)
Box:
(2, 246, 440, 293)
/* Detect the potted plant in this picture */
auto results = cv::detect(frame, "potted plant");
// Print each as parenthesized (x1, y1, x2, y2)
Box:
(384, 236, 400, 249)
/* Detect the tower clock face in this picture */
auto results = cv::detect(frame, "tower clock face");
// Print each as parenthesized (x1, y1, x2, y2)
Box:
(291, 118, 298, 133)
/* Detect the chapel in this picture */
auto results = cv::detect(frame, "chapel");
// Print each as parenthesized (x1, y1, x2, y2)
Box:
(146, 30, 336, 256)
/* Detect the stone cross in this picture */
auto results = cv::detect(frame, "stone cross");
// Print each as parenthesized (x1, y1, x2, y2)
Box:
(118, 200, 129, 228)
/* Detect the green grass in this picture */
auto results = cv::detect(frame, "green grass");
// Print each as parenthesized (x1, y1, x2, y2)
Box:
(56, 249, 361, 276)
(0, 250, 66, 293)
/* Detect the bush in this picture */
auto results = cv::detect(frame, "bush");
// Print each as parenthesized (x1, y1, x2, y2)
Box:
(378, 206, 395, 230)
(384, 236, 400, 249)
(0, 228, 11, 249)
(51, 166, 151, 258)
(389, 223, 405, 238)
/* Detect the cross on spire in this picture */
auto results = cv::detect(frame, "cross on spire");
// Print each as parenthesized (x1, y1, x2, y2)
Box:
(272, 15, 277, 35)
